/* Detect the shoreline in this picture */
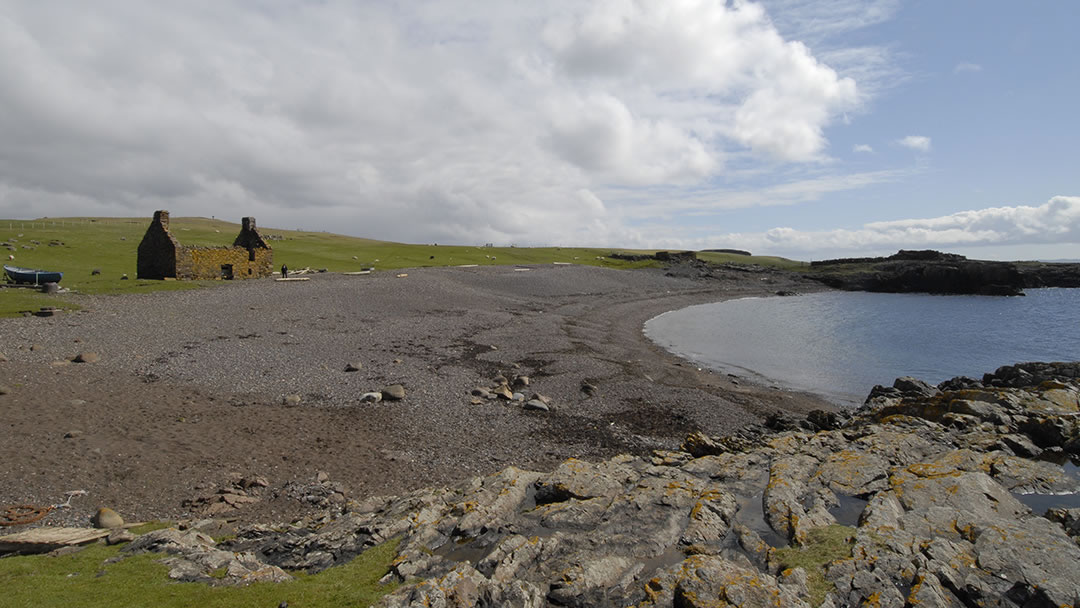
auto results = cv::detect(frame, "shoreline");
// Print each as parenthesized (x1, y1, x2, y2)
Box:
(641, 294, 869, 407)
(647, 287, 1080, 407)
(0, 263, 834, 526)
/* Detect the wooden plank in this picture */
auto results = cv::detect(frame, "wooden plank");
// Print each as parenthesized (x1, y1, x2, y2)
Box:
(0, 523, 145, 554)
(0, 527, 110, 554)
(274, 277, 310, 282)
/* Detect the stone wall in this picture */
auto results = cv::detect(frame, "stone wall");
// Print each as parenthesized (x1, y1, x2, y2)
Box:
(136, 210, 182, 280)
(176, 245, 274, 280)
(137, 210, 273, 280)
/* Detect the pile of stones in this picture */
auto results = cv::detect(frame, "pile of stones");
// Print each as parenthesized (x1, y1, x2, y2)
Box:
(469, 372, 554, 412)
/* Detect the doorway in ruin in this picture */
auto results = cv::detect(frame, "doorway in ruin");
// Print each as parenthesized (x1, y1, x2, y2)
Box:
(220, 264, 234, 280)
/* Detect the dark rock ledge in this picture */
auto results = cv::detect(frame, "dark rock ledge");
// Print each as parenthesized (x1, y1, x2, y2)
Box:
(128, 362, 1080, 607)
(806, 249, 1080, 296)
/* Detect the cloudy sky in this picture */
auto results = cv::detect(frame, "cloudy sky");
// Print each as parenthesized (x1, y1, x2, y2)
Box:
(1, 1, 1077, 260)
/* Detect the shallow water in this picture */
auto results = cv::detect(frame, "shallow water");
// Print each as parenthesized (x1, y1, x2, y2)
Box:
(1013, 461, 1080, 513)
(645, 288, 1080, 405)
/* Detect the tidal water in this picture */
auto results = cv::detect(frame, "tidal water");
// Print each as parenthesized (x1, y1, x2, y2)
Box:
(644, 288, 1080, 405)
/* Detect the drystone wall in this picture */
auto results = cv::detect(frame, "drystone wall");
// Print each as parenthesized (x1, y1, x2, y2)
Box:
(177, 245, 273, 280)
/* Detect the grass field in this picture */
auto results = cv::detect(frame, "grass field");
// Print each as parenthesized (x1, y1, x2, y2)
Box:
(0, 215, 805, 317)
(0, 530, 401, 608)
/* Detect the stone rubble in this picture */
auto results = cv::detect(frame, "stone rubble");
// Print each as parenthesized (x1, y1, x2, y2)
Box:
(115, 362, 1080, 606)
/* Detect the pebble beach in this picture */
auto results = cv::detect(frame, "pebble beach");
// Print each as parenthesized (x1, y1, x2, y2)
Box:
(0, 263, 831, 526)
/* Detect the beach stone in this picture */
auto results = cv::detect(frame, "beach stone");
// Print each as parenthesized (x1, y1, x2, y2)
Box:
(0, 385, 9, 395)
(0, 352, 7, 362)
(493, 384, 513, 400)
(360, 392, 382, 403)
(382, 384, 406, 400)
(511, 392, 525, 402)
(581, 381, 598, 396)
(283, 394, 302, 405)
(92, 507, 124, 528)
(471, 387, 492, 399)
(523, 399, 549, 411)
(343, 362, 362, 372)
(74, 352, 100, 363)
(63, 430, 83, 439)
(513, 375, 530, 387)
(30, 344, 43, 351)
(107, 529, 136, 545)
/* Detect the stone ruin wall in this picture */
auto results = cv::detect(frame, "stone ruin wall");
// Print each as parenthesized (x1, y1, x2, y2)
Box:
(136, 211, 181, 280)
(137, 210, 273, 280)
(177, 245, 273, 280)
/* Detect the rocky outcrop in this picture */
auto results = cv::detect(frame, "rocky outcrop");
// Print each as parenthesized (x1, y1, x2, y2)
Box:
(1018, 261, 1080, 288)
(808, 250, 1028, 295)
(127, 362, 1080, 606)
(609, 251, 698, 263)
(809, 250, 1080, 295)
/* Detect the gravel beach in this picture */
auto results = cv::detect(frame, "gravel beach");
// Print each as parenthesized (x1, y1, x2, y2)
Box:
(0, 263, 833, 527)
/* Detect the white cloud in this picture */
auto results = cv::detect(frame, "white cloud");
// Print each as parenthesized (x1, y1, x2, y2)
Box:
(853, 144, 874, 153)
(954, 62, 983, 73)
(759, 0, 901, 41)
(897, 135, 932, 152)
(666, 196, 1080, 258)
(0, 1, 863, 246)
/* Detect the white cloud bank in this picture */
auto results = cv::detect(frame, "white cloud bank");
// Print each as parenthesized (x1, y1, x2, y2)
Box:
(0, 1, 862, 247)
(688, 196, 1080, 258)
(897, 135, 932, 152)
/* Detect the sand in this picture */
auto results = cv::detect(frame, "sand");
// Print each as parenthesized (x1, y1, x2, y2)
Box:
(0, 263, 834, 527)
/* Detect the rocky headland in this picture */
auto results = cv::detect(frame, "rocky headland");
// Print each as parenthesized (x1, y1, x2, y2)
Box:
(807, 249, 1080, 296)
(122, 362, 1080, 607)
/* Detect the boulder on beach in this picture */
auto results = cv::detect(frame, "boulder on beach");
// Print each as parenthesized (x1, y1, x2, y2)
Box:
(381, 384, 406, 401)
(92, 507, 124, 529)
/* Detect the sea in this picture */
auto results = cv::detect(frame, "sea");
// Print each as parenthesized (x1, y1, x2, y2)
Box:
(644, 288, 1080, 406)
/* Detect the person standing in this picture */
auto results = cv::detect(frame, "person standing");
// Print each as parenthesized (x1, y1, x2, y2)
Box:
(281, 263, 288, 279)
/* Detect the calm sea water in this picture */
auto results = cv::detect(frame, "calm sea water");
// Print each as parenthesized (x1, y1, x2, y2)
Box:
(644, 288, 1080, 405)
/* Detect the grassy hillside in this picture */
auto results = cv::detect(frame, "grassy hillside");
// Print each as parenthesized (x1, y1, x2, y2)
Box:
(0, 216, 805, 317)
(0, 216, 658, 317)
(695, 250, 810, 271)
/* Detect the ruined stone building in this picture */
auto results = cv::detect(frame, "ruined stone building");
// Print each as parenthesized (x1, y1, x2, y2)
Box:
(137, 210, 273, 280)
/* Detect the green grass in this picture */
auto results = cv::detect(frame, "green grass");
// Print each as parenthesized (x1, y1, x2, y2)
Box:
(695, 251, 810, 271)
(0, 215, 806, 318)
(0, 535, 401, 608)
(771, 524, 856, 607)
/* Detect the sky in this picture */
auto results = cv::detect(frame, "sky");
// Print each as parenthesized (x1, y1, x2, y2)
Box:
(0, 0, 1077, 261)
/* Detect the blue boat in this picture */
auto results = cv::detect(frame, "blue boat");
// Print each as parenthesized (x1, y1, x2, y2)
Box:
(4, 264, 63, 285)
